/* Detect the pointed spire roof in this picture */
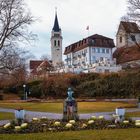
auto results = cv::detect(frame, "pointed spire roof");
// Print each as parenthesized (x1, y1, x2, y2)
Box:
(52, 10, 61, 32)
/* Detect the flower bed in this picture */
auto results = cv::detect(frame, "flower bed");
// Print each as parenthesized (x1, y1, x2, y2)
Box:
(0, 117, 140, 134)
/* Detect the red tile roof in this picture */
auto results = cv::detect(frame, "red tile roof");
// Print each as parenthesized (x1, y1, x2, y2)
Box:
(30, 60, 43, 69)
(64, 34, 115, 55)
(113, 45, 140, 64)
(30, 60, 52, 70)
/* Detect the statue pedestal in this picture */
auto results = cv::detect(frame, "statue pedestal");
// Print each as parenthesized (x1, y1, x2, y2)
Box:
(63, 99, 79, 121)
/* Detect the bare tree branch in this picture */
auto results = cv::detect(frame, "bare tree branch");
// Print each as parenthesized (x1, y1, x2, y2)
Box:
(0, 0, 36, 51)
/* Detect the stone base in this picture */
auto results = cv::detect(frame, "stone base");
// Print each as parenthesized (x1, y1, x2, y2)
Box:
(62, 99, 79, 121)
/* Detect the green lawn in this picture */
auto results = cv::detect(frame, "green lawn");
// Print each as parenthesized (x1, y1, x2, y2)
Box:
(0, 112, 14, 120)
(126, 111, 140, 117)
(0, 129, 140, 140)
(0, 102, 136, 113)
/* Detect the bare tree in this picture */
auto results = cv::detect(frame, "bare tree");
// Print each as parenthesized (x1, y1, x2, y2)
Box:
(0, 46, 32, 85)
(0, 0, 35, 51)
(125, 0, 140, 22)
(40, 54, 51, 61)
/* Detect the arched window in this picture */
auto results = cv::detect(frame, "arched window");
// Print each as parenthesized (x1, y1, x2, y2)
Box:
(58, 40, 60, 46)
(54, 40, 56, 46)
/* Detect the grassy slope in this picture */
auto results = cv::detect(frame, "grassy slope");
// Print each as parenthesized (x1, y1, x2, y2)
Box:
(0, 129, 140, 140)
(0, 102, 136, 113)
(0, 112, 14, 120)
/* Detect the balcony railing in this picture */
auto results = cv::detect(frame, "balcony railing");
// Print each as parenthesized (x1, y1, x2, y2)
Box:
(65, 58, 71, 62)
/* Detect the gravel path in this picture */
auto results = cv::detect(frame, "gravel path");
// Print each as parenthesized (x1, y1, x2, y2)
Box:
(0, 108, 140, 126)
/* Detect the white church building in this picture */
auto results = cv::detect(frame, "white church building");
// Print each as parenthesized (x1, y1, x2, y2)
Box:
(116, 21, 140, 48)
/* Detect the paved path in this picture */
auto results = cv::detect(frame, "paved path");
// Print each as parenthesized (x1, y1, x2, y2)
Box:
(0, 108, 140, 126)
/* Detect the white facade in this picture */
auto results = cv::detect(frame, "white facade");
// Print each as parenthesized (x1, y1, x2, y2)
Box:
(65, 46, 121, 73)
(65, 46, 113, 68)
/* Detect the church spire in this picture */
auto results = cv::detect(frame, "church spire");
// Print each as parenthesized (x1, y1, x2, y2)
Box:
(52, 8, 61, 32)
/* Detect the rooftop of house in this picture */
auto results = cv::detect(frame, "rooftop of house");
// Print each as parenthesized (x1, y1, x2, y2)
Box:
(113, 44, 140, 64)
(30, 60, 43, 70)
(117, 21, 140, 34)
(64, 34, 115, 55)
(30, 60, 52, 70)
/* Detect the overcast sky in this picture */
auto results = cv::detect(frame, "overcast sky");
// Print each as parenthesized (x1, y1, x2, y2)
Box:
(24, 0, 127, 59)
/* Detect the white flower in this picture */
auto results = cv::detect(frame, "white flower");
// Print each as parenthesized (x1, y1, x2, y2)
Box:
(65, 123, 73, 128)
(135, 120, 140, 123)
(88, 120, 94, 125)
(21, 123, 28, 129)
(15, 126, 21, 131)
(135, 122, 140, 127)
(32, 118, 39, 121)
(69, 120, 75, 124)
(112, 114, 119, 118)
(91, 116, 96, 120)
(54, 121, 61, 126)
(41, 116, 47, 120)
(82, 123, 87, 128)
(123, 120, 129, 124)
(98, 116, 104, 119)
(48, 128, 53, 131)
(3, 123, 11, 129)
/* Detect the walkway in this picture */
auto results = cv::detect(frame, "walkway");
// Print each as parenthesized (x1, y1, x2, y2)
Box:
(0, 108, 140, 125)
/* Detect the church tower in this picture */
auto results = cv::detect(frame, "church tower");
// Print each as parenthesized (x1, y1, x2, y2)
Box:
(51, 10, 63, 66)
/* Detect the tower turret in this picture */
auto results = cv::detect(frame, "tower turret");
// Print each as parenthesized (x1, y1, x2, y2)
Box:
(51, 10, 63, 66)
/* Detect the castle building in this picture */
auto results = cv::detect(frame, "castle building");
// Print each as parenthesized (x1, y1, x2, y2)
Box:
(116, 21, 140, 48)
(64, 34, 121, 73)
(51, 11, 63, 66)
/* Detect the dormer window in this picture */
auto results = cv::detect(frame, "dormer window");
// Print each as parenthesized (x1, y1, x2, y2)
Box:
(120, 36, 122, 43)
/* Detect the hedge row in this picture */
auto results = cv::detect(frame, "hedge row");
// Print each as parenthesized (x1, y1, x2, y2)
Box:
(2, 70, 140, 99)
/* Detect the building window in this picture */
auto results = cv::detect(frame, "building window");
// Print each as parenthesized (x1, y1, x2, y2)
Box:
(97, 48, 100, 53)
(131, 35, 136, 41)
(92, 40, 95, 44)
(92, 48, 95, 53)
(54, 40, 56, 46)
(120, 36, 122, 43)
(92, 56, 96, 63)
(106, 49, 109, 53)
(84, 49, 87, 53)
(58, 40, 60, 46)
(100, 57, 103, 61)
(102, 48, 105, 53)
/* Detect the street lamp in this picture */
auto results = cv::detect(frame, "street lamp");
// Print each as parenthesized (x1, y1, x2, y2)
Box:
(23, 84, 26, 100)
